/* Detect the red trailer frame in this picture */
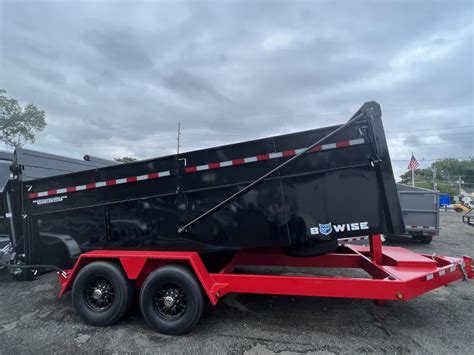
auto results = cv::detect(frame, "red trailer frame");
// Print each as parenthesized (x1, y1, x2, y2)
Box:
(58, 235, 473, 305)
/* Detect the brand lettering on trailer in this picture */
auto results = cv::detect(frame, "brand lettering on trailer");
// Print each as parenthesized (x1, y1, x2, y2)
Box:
(32, 196, 68, 205)
(310, 221, 369, 235)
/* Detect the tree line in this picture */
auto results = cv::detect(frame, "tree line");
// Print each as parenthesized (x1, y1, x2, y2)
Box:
(399, 158, 474, 199)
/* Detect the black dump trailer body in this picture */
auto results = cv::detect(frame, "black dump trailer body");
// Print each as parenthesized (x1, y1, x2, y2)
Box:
(14, 102, 404, 271)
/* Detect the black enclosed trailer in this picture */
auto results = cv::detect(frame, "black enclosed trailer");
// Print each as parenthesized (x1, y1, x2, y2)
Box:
(7, 101, 404, 276)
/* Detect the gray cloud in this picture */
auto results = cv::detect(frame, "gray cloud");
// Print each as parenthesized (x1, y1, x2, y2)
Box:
(0, 0, 472, 179)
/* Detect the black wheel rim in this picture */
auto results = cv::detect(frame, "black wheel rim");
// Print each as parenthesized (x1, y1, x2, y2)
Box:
(84, 276, 115, 312)
(153, 282, 187, 320)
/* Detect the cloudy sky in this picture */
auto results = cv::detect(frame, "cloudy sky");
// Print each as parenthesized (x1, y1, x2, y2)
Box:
(0, 0, 473, 179)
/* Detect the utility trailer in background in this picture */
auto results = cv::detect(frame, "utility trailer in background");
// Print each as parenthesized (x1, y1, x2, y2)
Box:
(0, 148, 116, 268)
(387, 184, 440, 244)
(1, 102, 472, 335)
(463, 209, 474, 227)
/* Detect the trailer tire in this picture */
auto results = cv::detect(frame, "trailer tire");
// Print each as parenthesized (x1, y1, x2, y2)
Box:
(139, 265, 204, 335)
(282, 239, 338, 257)
(412, 235, 433, 244)
(72, 261, 133, 327)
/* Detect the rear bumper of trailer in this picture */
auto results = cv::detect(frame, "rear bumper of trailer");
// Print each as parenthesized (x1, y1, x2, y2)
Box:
(57, 235, 472, 304)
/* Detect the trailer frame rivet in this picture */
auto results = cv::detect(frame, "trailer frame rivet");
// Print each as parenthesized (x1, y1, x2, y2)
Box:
(396, 292, 404, 300)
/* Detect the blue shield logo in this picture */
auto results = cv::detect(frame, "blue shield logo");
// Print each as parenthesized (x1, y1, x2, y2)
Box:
(319, 223, 332, 236)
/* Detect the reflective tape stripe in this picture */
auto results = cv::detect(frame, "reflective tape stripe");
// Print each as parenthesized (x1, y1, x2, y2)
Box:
(425, 264, 459, 281)
(28, 137, 366, 200)
(406, 225, 437, 230)
(338, 236, 370, 243)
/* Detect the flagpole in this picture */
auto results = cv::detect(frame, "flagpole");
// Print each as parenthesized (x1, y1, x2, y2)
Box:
(412, 168, 414, 187)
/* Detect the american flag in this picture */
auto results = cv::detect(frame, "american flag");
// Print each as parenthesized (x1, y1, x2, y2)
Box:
(407, 154, 419, 171)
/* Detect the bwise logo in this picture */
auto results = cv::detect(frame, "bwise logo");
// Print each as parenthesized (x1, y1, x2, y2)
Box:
(310, 221, 369, 235)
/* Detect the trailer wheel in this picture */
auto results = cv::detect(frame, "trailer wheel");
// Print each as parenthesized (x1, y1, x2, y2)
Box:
(139, 265, 204, 335)
(412, 235, 433, 244)
(72, 261, 133, 327)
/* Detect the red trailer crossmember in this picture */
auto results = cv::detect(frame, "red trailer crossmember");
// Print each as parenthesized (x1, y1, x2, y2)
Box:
(57, 235, 473, 305)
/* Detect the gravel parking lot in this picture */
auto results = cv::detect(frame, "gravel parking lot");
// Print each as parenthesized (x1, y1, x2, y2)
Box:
(0, 211, 472, 354)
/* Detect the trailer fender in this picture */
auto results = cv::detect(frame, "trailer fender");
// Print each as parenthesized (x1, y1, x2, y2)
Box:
(57, 250, 224, 305)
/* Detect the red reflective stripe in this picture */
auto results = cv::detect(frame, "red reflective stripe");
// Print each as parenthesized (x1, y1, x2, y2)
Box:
(336, 140, 350, 148)
(185, 166, 197, 173)
(257, 154, 270, 161)
(282, 150, 296, 157)
(127, 176, 137, 183)
(29, 192, 38, 199)
(232, 158, 245, 165)
(208, 162, 221, 169)
(67, 186, 76, 193)
(106, 180, 116, 186)
(86, 183, 95, 189)
(310, 145, 322, 152)
(47, 190, 56, 196)
(148, 173, 159, 179)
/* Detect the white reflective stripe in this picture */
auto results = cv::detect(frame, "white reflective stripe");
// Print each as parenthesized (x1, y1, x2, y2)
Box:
(56, 188, 67, 194)
(136, 175, 149, 181)
(268, 152, 283, 159)
(439, 270, 446, 276)
(196, 165, 209, 171)
(5, 213, 12, 218)
(450, 265, 456, 272)
(244, 156, 258, 163)
(350, 138, 365, 145)
(220, 161, 233, 167)
(76, 185, 87, 191)
(294, 148, 306, 154)
(95, 181, 106, 188)
(116, 178, 127, 184)
(160, 171, 171, 177)
(37, 191, 49, 197)
(321, 143, 337, 150)
(426, 274, 434, 280)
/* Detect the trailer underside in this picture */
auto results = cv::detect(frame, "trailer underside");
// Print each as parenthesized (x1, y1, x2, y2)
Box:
(58, 235, 473, 305)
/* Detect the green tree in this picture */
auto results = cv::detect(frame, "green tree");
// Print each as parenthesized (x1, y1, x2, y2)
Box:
(0, 89, 46, 148)
(114, 156, 137, 163)
(399, 158, 474, 201)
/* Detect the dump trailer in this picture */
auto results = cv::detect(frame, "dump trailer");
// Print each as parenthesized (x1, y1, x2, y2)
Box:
(1, 102, 472, 335)
(0, 148, 117, 267)
(389, 184, 440, 244)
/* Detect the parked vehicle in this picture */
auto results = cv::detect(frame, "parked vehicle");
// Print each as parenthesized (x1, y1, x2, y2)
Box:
(1, 102, 471, 335)
(453, 203, 471, 213)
